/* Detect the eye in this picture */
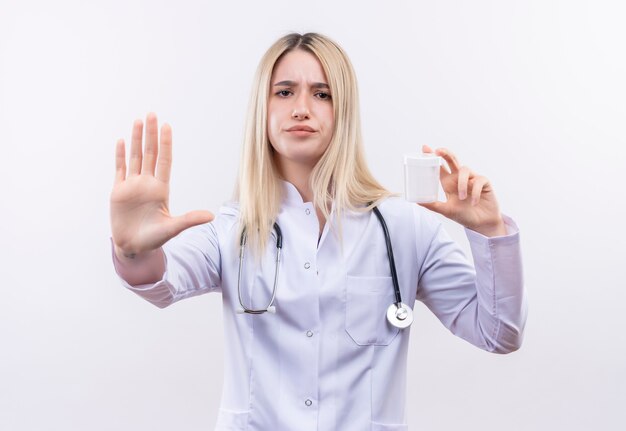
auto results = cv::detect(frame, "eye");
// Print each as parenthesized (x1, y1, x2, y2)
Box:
(315, 92, 332, 100)
(276, 89, 292, 97)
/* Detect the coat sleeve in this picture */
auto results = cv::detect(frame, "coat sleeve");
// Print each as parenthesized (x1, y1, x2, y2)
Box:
(414, 208, 528, 353)
(111, 221, 222, 309)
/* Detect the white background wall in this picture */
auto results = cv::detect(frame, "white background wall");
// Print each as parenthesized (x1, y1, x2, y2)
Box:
(1, 0, 624, 429)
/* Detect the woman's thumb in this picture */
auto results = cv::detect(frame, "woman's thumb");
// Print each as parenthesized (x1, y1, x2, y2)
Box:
(169, 210, 215, 236)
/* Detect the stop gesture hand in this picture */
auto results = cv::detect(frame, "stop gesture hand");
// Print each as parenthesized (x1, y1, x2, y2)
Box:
(110, 113, 214, 258)
(418, 145, 507, 237)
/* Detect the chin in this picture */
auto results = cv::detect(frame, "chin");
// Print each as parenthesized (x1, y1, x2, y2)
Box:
(274, 149, 324, 168)
(273, 142, 321, 162)
(289, 152, 324, 166)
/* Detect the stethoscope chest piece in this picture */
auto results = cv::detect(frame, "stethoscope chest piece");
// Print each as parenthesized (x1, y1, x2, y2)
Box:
(387, 303, 414, 329)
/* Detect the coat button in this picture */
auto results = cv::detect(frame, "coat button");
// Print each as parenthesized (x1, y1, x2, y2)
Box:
(306, 330, 313, 337)
(304, 262, 311, 269)
(305, 208, 311, 215)
(305, 399, 312, 406)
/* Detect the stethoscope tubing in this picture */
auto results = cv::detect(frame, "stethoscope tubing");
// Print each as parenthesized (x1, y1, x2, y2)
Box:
(237, 223, 283, 314)
(236, 206, 413, 328)
(371, 205, 403, 307)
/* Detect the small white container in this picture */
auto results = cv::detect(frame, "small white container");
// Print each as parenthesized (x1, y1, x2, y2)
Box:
(404, 154, 441, 203)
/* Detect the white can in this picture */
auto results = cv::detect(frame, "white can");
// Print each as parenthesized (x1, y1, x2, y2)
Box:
(403, 154, 441, 203)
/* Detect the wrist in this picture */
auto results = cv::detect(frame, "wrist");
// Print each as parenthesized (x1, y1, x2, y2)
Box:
(471, 218, 507, 238)
(111, 239, 166, 285)
(114, 243, 158, 262)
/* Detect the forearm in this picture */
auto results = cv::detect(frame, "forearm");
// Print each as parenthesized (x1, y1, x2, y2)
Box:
(416, 214, 527, 353)
(464, 216, 527, 352)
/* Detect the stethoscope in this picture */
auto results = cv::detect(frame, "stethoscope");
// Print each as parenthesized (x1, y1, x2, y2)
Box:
(236, 206, 414, 329)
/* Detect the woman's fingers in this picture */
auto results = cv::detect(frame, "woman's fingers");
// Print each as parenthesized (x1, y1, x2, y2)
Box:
(129, 119, 144, 176)
(457, 166, 472, 200)
(435, 147, 460, 173)
(114, 139, 127, 184)
(143, 113, 159, 176)
(470, 175, 489, 206)
(422, 145, 450, 176)
(124, 113, 169, 180)
(156, 123, 172, 183)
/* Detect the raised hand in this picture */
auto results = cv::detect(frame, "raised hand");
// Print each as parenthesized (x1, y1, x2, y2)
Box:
(110, 113, 214, 258)
(418, 145, 507, 237)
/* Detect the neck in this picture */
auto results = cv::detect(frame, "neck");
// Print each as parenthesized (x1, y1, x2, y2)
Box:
(276, 158, 315, 203)
(274, 157, 328, 238)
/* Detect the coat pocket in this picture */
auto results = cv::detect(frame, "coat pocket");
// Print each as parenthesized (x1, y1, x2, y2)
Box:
(345, 276, 400, 346)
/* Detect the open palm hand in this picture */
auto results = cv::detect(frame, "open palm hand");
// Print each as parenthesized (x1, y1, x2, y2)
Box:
(110, 113, 214, 257)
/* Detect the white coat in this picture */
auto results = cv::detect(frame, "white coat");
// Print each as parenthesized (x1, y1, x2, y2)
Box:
(112, 181, 527, 430)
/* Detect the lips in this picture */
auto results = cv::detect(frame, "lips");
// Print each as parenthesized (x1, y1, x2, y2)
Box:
(286, 125, 316, 132)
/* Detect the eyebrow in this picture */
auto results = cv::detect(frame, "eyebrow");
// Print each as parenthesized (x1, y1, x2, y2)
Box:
(273, 80, 330, 89)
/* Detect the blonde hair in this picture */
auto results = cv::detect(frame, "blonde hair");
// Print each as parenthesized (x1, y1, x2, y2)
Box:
(236, 32, 392, 255)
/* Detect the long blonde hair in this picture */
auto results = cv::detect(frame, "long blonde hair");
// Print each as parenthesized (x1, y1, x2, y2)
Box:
(236, 32, 391, 255)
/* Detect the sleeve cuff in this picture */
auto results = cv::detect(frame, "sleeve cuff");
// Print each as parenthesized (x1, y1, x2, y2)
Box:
(464, 214, 520, 247)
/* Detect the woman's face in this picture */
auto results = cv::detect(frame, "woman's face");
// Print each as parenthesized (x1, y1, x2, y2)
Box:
(267, 49, 335, 172)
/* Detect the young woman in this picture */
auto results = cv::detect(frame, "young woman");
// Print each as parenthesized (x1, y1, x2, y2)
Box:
(110, 32, 527, 431)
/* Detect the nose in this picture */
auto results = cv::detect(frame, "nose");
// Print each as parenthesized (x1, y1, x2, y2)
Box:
(291, 93, 310, 120)
(292, 109, 309, 120)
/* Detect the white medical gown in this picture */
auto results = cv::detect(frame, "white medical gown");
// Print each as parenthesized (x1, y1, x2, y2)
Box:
(111, 181, 527, 431)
